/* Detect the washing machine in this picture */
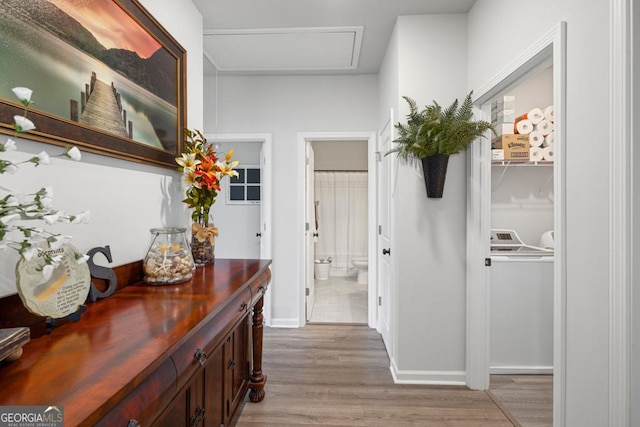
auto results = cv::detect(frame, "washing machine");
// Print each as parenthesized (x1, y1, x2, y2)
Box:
(490, 229, 554, 373)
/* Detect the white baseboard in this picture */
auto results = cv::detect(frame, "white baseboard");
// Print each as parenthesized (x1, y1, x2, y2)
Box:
(390, 358, 466, 385)
(490, 365, 553, 375)
(268, 318, 300, 328)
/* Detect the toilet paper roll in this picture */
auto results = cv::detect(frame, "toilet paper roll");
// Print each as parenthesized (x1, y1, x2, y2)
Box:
(544, 131, 554, 145)
(530, 147, 544, 162)
(535, 119, 554, 136)
(544, 105, 554, 122)
(528, 130, 544, 147)
(527, 107, 545, 124)
(542, 146, 554, 161)
(515, 119, 533, 134)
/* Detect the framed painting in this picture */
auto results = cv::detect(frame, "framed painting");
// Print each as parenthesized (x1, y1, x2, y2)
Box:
(0, 0, 186, 168)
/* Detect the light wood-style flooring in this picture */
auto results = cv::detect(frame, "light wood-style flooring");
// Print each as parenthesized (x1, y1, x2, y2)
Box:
(488, 375, 553, 427)
(237, 325, 525, 426)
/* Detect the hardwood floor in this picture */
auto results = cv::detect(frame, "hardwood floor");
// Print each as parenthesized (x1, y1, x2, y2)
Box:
(488, 375, 553, 427)
(236, 325, 515, 426)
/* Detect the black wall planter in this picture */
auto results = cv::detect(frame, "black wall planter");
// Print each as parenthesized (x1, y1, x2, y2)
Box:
(421, 154, 450, 198)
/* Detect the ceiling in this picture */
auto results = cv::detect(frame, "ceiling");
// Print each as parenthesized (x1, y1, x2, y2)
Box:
(192, 0, 477, 76)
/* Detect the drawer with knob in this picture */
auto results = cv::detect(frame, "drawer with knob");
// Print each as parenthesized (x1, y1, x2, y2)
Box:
(170, 288, 252, 389)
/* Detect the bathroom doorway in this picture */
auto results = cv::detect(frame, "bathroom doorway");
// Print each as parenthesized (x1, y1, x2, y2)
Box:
(298, 132, 377, 327)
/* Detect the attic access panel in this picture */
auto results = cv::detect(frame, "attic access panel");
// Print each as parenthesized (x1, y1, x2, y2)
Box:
(203, 27, 363, 72)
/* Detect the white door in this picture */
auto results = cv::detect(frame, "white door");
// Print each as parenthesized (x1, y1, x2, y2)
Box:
(259, 141, 272, 259)
(305, 142, 316, 321)
(377, 111, 394, 350)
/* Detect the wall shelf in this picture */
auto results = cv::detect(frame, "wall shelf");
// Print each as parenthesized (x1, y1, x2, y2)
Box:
(491, 160, 554, 167)
(491, 160, 554, 193)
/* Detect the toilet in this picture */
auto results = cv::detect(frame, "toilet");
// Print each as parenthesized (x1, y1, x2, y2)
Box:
(351, 258, 368, 285)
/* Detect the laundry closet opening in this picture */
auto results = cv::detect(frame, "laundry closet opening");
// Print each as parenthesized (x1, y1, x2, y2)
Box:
(307, 139, 369, 324)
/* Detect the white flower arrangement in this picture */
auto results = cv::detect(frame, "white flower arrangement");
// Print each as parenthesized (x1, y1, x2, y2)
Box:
(0, 87, 89, 279)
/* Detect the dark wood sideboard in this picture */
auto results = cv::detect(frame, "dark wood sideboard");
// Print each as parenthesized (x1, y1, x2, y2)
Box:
(0, 258, 272, 426)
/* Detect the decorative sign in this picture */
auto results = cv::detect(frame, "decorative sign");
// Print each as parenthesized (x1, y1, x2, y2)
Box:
(86, 245, 117, 302)
(16, 243, 91, 319)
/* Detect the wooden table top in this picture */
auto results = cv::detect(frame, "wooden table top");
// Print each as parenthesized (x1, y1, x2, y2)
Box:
(0, 259, 271, 426)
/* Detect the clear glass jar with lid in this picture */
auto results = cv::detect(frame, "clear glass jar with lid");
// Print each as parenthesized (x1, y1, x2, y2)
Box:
(143, 227, 195, 285)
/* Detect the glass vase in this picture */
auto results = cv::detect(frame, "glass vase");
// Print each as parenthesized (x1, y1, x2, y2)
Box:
(191, 217, 216, 266)
(143, 227, 195, 285)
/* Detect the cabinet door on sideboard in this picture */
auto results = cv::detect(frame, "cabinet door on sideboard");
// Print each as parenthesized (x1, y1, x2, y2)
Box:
(224, 317, 251, 425)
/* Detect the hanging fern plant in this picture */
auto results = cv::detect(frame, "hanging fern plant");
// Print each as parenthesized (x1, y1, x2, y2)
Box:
(390, 91, 494, 160)
(388, 92, 495, 198)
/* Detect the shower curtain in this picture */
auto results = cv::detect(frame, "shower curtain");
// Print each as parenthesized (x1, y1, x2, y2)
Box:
(314, 171, 368, 276)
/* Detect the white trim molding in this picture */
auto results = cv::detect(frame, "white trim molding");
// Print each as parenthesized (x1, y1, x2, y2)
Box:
(609, 1, 632, 425)
(297, 131, 378, 328)
(390, 359, 466, 385)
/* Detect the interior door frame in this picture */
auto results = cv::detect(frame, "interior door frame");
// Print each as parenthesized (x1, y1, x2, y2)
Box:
(465, 22, 567, 422)
(297, 131, 377, 328)
(207, 132, 273, 325)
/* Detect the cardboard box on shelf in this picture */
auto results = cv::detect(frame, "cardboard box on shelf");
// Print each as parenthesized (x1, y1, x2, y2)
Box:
(492, 134, 530, 161)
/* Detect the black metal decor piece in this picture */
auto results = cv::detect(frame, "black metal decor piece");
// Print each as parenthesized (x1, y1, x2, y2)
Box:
(421, 154, 450, 198)
(86, 245, 118, 302)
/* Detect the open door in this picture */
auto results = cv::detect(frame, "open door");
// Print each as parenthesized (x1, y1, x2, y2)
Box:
(259, 140, 272, 260)
(377, 110, 394, 350)
(305, 142, 316, 321)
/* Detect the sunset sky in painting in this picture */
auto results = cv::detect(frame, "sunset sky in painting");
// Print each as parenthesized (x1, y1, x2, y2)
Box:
(47, 0, 161, 58)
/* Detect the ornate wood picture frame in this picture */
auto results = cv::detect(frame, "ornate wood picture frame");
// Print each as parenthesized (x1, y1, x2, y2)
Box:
(0, 0, 186, 168)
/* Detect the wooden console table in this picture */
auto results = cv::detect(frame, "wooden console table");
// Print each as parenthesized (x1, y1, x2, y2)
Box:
(0, 258, 271, 426)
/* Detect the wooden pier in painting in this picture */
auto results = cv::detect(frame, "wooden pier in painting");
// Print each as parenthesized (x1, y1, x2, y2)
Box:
(70, 72, 132, 139)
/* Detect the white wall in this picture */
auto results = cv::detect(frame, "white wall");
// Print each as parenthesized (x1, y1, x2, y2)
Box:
(632, 2, 640, 425)
(469, 1, 610, 425)
(0, 0, 204, 297)
(379, 14, 468, 381)
(203, 74, 378, 325)
(311, 140, 368, 171)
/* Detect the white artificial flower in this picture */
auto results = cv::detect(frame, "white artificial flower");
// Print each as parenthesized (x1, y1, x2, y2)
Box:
(22, 245, 37, 261)
(42, 212, 62, 225)
(76, 254, 90, 264)
(43, 186, 54, 198)
(5, 164, 18, 174)
(2, 138, 17, 152)
(65, 146, 81, 161)
(12, 87, 33, 103)
(6, 193, 23, 206)
(14, 115, 35, 132)
(40, 196, 54, 209)
(71, 210, 91, 224)
(0, 213, 20, 226)
(36, 151, 50, 165)
(41, 264, 54, 281)
(49, 234, 71, 250)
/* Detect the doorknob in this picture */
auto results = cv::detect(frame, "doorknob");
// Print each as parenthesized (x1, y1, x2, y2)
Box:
(382, 248, 391, 255)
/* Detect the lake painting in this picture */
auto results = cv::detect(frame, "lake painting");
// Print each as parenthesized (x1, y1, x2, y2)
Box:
(0, 0, 185, 165)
